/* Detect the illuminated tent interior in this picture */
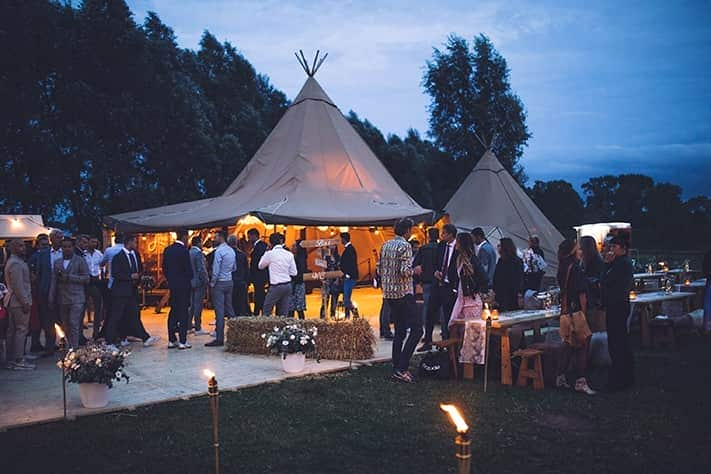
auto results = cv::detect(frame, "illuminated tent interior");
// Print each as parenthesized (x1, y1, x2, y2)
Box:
(445, 150, 564, 275)
(105, 57, 433, 284)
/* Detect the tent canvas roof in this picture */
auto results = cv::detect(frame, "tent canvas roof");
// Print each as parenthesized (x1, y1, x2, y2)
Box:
(106, 77, 433, 232)
(0, 215, 51, 240)
(445, 151, 564, 274)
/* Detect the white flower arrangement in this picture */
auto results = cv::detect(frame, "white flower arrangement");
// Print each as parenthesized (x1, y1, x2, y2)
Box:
(261, 323, 318, 358)
(57, 341, 130, 388)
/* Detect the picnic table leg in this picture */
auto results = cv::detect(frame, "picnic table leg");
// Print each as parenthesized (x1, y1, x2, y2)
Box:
(640, 304, 651, 348)
(463, 363, 474, 380)
(500, 332, 512, 385)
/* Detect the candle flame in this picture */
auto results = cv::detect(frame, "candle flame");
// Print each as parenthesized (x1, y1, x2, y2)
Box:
(54, 323, 65, 339)
(440, 404, 469, 433)
(203, 369, 215, 379)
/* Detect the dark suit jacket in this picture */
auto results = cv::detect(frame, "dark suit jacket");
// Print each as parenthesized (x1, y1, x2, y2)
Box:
(249, 240, 268, 284)
(601, 255, 634, 309)
(436, 241, 459, 288)
(162, 243, 193, 290)
(413, 241, 438, 284)
(111, 250, 142, 298)
(232, 248, 249, 284)
(493, 256, 524, 311)
(340, 244, 359, 280)
(28, 247, 53, 295)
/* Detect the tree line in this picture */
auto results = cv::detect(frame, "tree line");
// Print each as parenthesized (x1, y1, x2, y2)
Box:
(1, 1, 708, 251)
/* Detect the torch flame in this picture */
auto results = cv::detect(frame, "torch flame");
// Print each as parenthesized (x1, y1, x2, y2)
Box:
(203, 369, 215, 379)
(440, 404, 469, 433)
(54, 323, 65, 340)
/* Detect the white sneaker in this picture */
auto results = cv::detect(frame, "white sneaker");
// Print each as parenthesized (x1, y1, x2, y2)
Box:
(178, 343, 192, 350)
(167, 342, 178, 349)
(23, 353, 41, 361)
(120, 339, 131, 348)
(210, 331, 216, 338)
(143, 335, 160, 347)
(106, 344, 119, 352)
(12, 359, 36, 371)
(555, 374, 571, 389)
(195, 329, 210, 336)
(575, 378, 596, 396)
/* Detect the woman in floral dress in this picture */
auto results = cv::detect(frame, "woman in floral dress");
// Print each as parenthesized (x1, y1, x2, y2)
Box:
(449, 233, 489, 363)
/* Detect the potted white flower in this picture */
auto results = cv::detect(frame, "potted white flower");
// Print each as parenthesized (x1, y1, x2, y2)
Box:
(261, 324, 317, 373)
(58, 342, 130, 408)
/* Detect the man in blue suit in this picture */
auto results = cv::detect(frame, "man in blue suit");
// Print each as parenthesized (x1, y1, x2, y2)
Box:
(162, 229, 194, 349)
(28, 229, 64, 355)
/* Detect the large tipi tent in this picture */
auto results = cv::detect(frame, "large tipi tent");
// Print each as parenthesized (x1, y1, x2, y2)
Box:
(445, 150, 564, 274)
(105, 69, 432, 231)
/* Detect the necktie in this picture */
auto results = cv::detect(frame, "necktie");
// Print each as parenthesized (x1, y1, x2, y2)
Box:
(442, 244, 450, 279)
(129, 253, 138, 273)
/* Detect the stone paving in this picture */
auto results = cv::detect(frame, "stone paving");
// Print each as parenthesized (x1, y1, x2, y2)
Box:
(0, 288, 396, 430)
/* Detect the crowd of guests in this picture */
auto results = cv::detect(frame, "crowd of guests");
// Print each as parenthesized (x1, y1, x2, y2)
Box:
(1, 226, 355, 366)
(1, 220, 677, 396)
(379, 219, 636, 394)
(144, 227, 354, 349)
(1, 230, 161, 371)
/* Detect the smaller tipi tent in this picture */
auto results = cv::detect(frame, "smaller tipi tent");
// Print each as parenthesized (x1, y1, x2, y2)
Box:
(445, 151, 564, 274)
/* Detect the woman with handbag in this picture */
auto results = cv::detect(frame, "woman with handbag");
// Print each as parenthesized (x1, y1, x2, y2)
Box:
(448, 233, 489, 338)
(556, 238, 596, 395)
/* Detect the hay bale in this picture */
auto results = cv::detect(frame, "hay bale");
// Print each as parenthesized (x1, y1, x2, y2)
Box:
(225, 317, 375, 361)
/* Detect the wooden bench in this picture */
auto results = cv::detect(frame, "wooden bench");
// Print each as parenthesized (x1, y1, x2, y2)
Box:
(512, 348, 544, 390)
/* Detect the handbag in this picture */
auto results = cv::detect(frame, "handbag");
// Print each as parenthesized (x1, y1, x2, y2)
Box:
(559, 263, 592, 348)
(418, 350, 451, 379)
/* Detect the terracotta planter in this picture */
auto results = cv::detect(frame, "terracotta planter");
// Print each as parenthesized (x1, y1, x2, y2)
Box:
(79, 382, 109, 408)
(281, 353, 306, 373)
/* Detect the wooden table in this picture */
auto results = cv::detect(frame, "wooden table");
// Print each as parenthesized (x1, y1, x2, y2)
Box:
(674, 279, 706, 310)
(629, 291, 695, 347)
(462, 307, 561, 386)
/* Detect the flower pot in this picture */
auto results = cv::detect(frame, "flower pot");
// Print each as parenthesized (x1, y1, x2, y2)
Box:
(79, 382, 109, 408)
(281, 353, 306, 373)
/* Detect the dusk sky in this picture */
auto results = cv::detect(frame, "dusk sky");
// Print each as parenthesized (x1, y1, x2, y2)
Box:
(126, 0, 711, 198)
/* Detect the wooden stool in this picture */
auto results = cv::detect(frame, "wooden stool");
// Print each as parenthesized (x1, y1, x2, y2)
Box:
(512, 349, 544, 390)
(433, 338, 461, 378)
(650, 318, 676, 349)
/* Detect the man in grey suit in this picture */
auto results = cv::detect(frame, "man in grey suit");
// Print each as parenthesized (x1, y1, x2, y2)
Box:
(3, 240, 35, 370)
(189, 236, 209, 335)
(49, 237, 90, 349)
(472, 227, 497, 287)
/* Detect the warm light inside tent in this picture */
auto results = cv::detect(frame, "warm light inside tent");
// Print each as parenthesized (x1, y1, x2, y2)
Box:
(11, 218, 22, 229)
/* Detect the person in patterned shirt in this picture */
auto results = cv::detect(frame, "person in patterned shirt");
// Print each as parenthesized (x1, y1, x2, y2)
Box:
(379, 218, 422, 383)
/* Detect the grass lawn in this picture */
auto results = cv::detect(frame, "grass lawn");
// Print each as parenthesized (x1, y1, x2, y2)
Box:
(3, 337, 710, 474)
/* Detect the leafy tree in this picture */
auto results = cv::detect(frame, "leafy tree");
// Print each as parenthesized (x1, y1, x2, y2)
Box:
(529, 180, 584, 237)
(423, 34, 530, 186)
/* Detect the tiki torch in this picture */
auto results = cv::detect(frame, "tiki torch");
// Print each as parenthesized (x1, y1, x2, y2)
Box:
(54, 323, 68, 420)
(440, 404, 471, 474)
(483, 316, 492, 393)
(204, 369, 220, 474)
